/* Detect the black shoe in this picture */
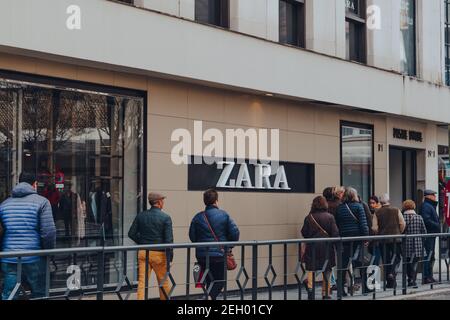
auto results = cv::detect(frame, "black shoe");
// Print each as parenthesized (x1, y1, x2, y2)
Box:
(322, 296, 332, 300)
(331, 285, 337, 291)
(424, 277, 437, 284)
(386, 275, 397, 289)
(412, 282, 418, 289)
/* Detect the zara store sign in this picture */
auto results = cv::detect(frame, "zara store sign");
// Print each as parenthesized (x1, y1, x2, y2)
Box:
(188, 156, 315, 193)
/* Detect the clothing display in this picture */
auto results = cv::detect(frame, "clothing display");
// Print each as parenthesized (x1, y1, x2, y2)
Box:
(87, 187, 113, 238)
(59, 190, 86, 243)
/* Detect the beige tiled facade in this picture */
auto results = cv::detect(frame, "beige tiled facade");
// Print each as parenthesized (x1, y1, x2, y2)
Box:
(0, 53, 445, 297)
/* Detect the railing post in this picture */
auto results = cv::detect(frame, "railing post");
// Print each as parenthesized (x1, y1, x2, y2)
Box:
(223, 245, 228, 300)
(439, 235, 442, 284)
(186, 248, 191, 300)
(96, 248, 105, 300)
(45, 255, 51, 299)
(401, 236, 407, 295)
(283, 243, 288, 300)
(337, 241, 343, 300)
(252, 244, 258, 300)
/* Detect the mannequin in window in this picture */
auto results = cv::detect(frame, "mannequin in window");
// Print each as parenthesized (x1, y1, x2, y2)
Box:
(95, 180, 113, 239)
(44, 183, 60, 222)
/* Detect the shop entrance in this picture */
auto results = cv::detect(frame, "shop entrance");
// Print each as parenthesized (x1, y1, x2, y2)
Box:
(389, 146, 425, 208)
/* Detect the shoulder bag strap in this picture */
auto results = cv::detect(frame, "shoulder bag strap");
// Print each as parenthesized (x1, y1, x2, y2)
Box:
(345, 203, 360, 224)
(202, 212, 219, 241)
(308, 214, 329, 237)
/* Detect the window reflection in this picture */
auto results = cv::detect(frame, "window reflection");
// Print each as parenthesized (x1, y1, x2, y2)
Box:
(0, 77, 144, 289)
(341, 124, 373, 203)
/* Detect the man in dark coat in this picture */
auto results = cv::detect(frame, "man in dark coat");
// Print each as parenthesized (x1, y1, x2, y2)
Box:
(128, 192, 174, 300)
(420, 189, 441, 284)
(301, 196, 339, 300)
(189, 189, 240, 300)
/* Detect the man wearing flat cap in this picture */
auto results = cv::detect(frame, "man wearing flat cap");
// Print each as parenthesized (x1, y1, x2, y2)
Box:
(420, 189, 440, 284)
(128, 192, 173, 300)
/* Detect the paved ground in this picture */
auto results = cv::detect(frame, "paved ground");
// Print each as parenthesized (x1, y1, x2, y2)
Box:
(78, 272, 450, 300)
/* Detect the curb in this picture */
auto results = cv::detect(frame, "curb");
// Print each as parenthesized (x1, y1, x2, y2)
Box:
(380, 287, 450, 300)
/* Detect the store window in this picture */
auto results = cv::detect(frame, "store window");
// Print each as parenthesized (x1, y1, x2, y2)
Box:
(195, 0, 229, 28)
(279, 0, 305, 48)
(400, 0, 417, 76)
(345, 0, 366, 63)
(445, 0, 450, 85)
(341, 122, 374, 203)
(0, 73, 145, 289)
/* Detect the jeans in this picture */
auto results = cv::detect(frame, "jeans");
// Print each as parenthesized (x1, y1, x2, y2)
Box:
(198, 257, 225, 300)
(137, 250, 171, 300)
(1, 260, 45, 300)
(423, 237, 436, 279)
(371, 245, 381, 266)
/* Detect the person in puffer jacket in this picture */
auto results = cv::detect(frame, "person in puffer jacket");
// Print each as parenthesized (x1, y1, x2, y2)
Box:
(335, 187, 369, 296)
(0, 172, 56, 300)
(189, 189, 240, 300)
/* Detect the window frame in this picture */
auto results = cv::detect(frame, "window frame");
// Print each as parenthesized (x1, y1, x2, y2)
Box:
(340, 120, 375, 203)
(345, 0, 367, 64)
(400, 0, 417, 77)
(0, 68, 149, 221)
(279, 0, 306, 48)
(195, 0, 230, 29)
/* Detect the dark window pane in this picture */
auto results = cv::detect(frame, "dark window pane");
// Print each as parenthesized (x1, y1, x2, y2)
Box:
(346, 20, 366, 63)
(195, 0, 229, 28)
(400, 0, 416, 76)
(279, 0, 305, 48)
(346, 0, 360, 16)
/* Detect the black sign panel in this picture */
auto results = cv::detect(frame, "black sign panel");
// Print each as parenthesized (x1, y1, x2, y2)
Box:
(393, 128, 423, 142)
(188, 156, 315, 194)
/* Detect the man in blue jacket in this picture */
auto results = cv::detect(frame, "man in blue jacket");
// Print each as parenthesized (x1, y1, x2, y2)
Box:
(189, 189, 240, 300)
(0, 172, 56, 300)
(420, 189, 441, 284)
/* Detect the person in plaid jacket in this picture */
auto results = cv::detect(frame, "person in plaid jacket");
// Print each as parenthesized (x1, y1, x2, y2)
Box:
(402, 200, 427, 288)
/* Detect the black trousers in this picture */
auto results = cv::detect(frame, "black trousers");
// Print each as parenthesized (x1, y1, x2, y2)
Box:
(340, 242, 367, 293)
(380, 242, 402, 278)
(198, 258, 225, 300)
(406, 257, 419, 283)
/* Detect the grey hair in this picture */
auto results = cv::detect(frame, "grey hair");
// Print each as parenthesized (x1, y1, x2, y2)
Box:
(343, 187, 359, 203)
(380, 193, 390, 205)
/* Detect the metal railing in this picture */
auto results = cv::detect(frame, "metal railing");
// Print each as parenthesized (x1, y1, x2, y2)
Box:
(0, 233, 450, 300)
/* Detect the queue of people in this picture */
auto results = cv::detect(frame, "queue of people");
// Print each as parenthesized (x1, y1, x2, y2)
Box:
(0, 172, 442, 301)
(301, 186, 439, 300)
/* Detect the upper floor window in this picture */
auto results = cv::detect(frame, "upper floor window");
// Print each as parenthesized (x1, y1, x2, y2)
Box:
(279, 0, 305, 48)
(445, 0, 450, 85)
(195, 0, 229, 28)
(345, 0, 366, 63)
(400, 0, 417, 76)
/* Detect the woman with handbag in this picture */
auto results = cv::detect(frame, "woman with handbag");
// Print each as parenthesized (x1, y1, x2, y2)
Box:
(189, 189, 240, 300)
(301, 196, 339, 300)
(335, 188, 370, 296)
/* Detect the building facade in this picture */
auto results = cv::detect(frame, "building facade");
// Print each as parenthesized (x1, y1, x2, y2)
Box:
(0, 0, 450, 295)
